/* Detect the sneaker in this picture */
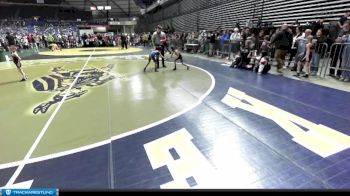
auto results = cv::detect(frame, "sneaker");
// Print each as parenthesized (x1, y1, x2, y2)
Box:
(302, 74, 309, 78)
(293, 73, 300, 77)
(20, 78, 26, 82)
(173, 68, 177, 71)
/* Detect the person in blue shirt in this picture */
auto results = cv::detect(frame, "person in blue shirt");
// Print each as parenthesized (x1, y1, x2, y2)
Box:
(144, 50, 166, 72)
(220, 30, 231, 58)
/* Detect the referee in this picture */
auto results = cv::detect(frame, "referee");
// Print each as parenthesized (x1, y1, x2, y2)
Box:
(152, 25, 167, 68)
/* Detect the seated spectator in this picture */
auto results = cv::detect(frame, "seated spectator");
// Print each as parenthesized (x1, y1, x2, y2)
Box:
(254, 51, 271, 74)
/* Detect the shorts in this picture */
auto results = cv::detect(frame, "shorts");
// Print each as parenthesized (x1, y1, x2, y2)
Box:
(301, 53, 312, 63)
(15, 62, 22, 68)
(149, 55, 157, 62)
(175, 54, 183, 62)
(295, 53, 305, 64)
(155, 45, 164, 51)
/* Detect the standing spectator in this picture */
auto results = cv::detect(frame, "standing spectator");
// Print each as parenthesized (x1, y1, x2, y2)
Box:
(312, 19, 324, 36)
(235, 22, 241, 30)
(294, 19, 300, 27)
(270, 24, 293, 74)
(339, 21, 350, 82)
(220, 30, 230, 58)
(311, 29, 327, 75)
(121, 34, 128, 49)
(143, 33, 149, 47)
(148, 32, 152, 48)
(208, 31, 216, 57)
(269, 28, 279, 59)
(328, 21, 341, 42)
(241, 28, 250, 49)
(42, 35, 48, 48)
(6, 32, 16, 47)
(329, 21, 350, 78)
(47, 34, 54, 44)
(230, 28, 241, 60)
(82, 33, 88, 47)
(338, 11, 350, 29)
(260, 35, 270, 56)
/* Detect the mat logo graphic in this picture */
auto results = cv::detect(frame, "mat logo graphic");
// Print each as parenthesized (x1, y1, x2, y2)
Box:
(144, 129, 220, 189)
(32, 64, 116, 114)
(222, 87, 350, 158)
(6, 189, 11, 195)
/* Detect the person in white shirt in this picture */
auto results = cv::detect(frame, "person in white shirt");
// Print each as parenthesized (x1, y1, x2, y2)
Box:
(230, 28, 241, 60)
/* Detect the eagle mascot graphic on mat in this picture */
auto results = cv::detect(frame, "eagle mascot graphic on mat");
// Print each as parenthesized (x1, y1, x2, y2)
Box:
(32, 64, 116, 114)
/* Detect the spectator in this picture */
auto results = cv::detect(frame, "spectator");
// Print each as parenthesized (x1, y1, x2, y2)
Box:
(208, 31, 216, 57)
(6, 32, 15, 46)
(338, 11, 350, 29)
(121, 34, 128, 49)
(260, 35, 270, 56)
(220, 30, 230, 58)
(311, 29, 327, 75)
(270, 24, 293, 74)
(339, 20, 350, 82)
(312, 19, 324, 36)
(229, 28, 241, 60)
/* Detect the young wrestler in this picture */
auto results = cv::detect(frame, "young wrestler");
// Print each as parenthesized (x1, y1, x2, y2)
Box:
(10, 46, 28, 81)
(144, 50, 166, 72)
(295, 35, 314, 78)
(173, 48, 189, 71)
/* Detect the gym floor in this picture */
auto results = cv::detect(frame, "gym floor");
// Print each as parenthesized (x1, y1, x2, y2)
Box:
(0, 47, 350, 189)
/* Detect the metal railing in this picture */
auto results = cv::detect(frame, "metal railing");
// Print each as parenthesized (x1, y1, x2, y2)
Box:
(311, 42, 328, 76)
(320, 43, 350, 77)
